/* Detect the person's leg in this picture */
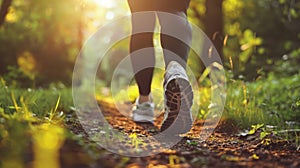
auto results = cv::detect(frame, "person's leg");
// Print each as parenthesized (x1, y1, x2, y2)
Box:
(157, 1, 192, 68)
(128, 0, 157, 123)
(158, 13, 192, 69)
(156, 1, 194, 133)
(128, 0, 156, 103)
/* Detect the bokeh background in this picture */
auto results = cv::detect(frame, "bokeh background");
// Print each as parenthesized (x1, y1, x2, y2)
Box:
(0, 0, 299, 167)
(1, 0, 299, 87)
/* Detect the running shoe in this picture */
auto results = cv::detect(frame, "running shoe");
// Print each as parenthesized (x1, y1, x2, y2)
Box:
(161, 61, 193, 134)
(132, 98, 155, 124)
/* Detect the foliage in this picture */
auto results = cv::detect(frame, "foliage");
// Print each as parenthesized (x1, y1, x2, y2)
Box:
(2, 66, 35, 88)
(274, 48, 300, 76)
(186, 0, 300, 80)
(1, 0, 300, 167)
(222, 0, 300, 79)
(247, 123, 265, 135)
(0, 77, 76, 167)
(0, 77, 73, 118)
(1, 0, 87, 84)
(224, 71, 300, 128)
(0, 0, 299, 84)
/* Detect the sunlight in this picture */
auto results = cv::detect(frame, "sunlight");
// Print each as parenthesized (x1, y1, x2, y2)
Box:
(105, 11, 115, 20)
(33, 124, 65, 168)
(92, 0, 115, 8)
(82, 0, 123, 30)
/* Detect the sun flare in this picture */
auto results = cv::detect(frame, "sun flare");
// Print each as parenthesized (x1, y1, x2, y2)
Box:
(92, 0, 115, 8)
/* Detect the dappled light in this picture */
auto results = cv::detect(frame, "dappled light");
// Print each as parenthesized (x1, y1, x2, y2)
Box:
(17, 51, 37, 80)
(92, 0, 115, 9)
(0, 0, 299, 167)
(33, 124, 65, 168)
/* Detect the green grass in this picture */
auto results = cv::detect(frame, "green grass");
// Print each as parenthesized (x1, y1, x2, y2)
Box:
(108, 70, 300, 130)
(0, 78, 74, 167)
(0, 71, 300, 167)
(0, 78, 73, 118)
(2, 69, 296, 132)
(224, 72, 300, 129)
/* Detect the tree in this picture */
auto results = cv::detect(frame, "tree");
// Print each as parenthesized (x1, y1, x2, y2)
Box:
(204, 0, 224, 61)
(188, 0, 224, 77)
(0, 0, 12, 26)
(0, 0, 84, 85)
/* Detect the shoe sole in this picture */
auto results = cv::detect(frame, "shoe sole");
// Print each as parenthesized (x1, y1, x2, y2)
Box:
(161, 78, 193, 134)
(133, 113, 154, 124)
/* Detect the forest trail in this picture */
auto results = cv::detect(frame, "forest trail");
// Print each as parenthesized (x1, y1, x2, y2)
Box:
(64, 100, 300, 168)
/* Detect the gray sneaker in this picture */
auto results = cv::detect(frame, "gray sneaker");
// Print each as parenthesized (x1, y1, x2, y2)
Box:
(132, 98, 155, 124)
(161, 61, 193, 134)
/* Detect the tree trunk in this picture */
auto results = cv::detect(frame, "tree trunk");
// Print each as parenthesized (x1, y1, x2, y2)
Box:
(0, 0, 13, 26)
(205, 0, 224, 62)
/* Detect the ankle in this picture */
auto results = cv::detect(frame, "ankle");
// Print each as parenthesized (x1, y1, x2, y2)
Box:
(138, 94, 152, 104)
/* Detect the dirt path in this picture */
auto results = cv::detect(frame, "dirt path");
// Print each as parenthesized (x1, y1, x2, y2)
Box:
(63, 101, 300, 168)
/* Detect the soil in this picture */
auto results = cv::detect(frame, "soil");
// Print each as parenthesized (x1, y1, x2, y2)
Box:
(62, 100, 300, 168)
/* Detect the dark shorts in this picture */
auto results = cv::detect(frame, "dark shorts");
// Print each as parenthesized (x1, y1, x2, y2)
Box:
(127, 0, 190, 13)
